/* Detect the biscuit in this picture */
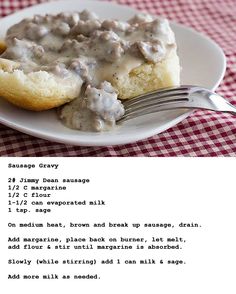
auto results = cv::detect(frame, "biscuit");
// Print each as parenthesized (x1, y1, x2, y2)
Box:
(0, 11, 180, 120)
(111, 50, 180, 99)
(0, 59, 83, 111)
(0, 41, 6, 54)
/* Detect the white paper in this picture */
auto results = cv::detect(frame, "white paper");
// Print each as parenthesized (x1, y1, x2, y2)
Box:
(0, 158, 235, 293)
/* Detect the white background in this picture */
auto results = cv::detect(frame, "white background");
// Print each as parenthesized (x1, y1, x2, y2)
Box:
(0, 158, 235, 294)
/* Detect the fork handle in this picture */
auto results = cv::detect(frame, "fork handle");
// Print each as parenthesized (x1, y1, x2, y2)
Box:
(190, 92, 236, 115)
(119, 101, 236, 123)
(151, 105, 236, 115)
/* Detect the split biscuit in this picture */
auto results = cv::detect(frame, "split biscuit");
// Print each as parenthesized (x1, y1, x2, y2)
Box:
(0, 59, 83, 111)
(0, 41, 6, 54)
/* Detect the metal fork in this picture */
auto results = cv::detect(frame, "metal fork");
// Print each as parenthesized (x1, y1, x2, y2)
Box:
(118, 86, 236, 123)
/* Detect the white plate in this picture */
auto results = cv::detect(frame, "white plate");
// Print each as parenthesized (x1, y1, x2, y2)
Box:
(0, 0, 226, 146)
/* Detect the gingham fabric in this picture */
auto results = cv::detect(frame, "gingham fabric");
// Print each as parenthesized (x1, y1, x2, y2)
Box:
(0, 0, 235, 156)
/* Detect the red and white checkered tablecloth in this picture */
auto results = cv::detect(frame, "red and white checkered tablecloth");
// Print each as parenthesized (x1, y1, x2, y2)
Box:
(0, 0, 235, 156)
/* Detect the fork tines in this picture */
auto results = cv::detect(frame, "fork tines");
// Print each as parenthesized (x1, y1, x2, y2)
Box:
(123, 86, 191, 115)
